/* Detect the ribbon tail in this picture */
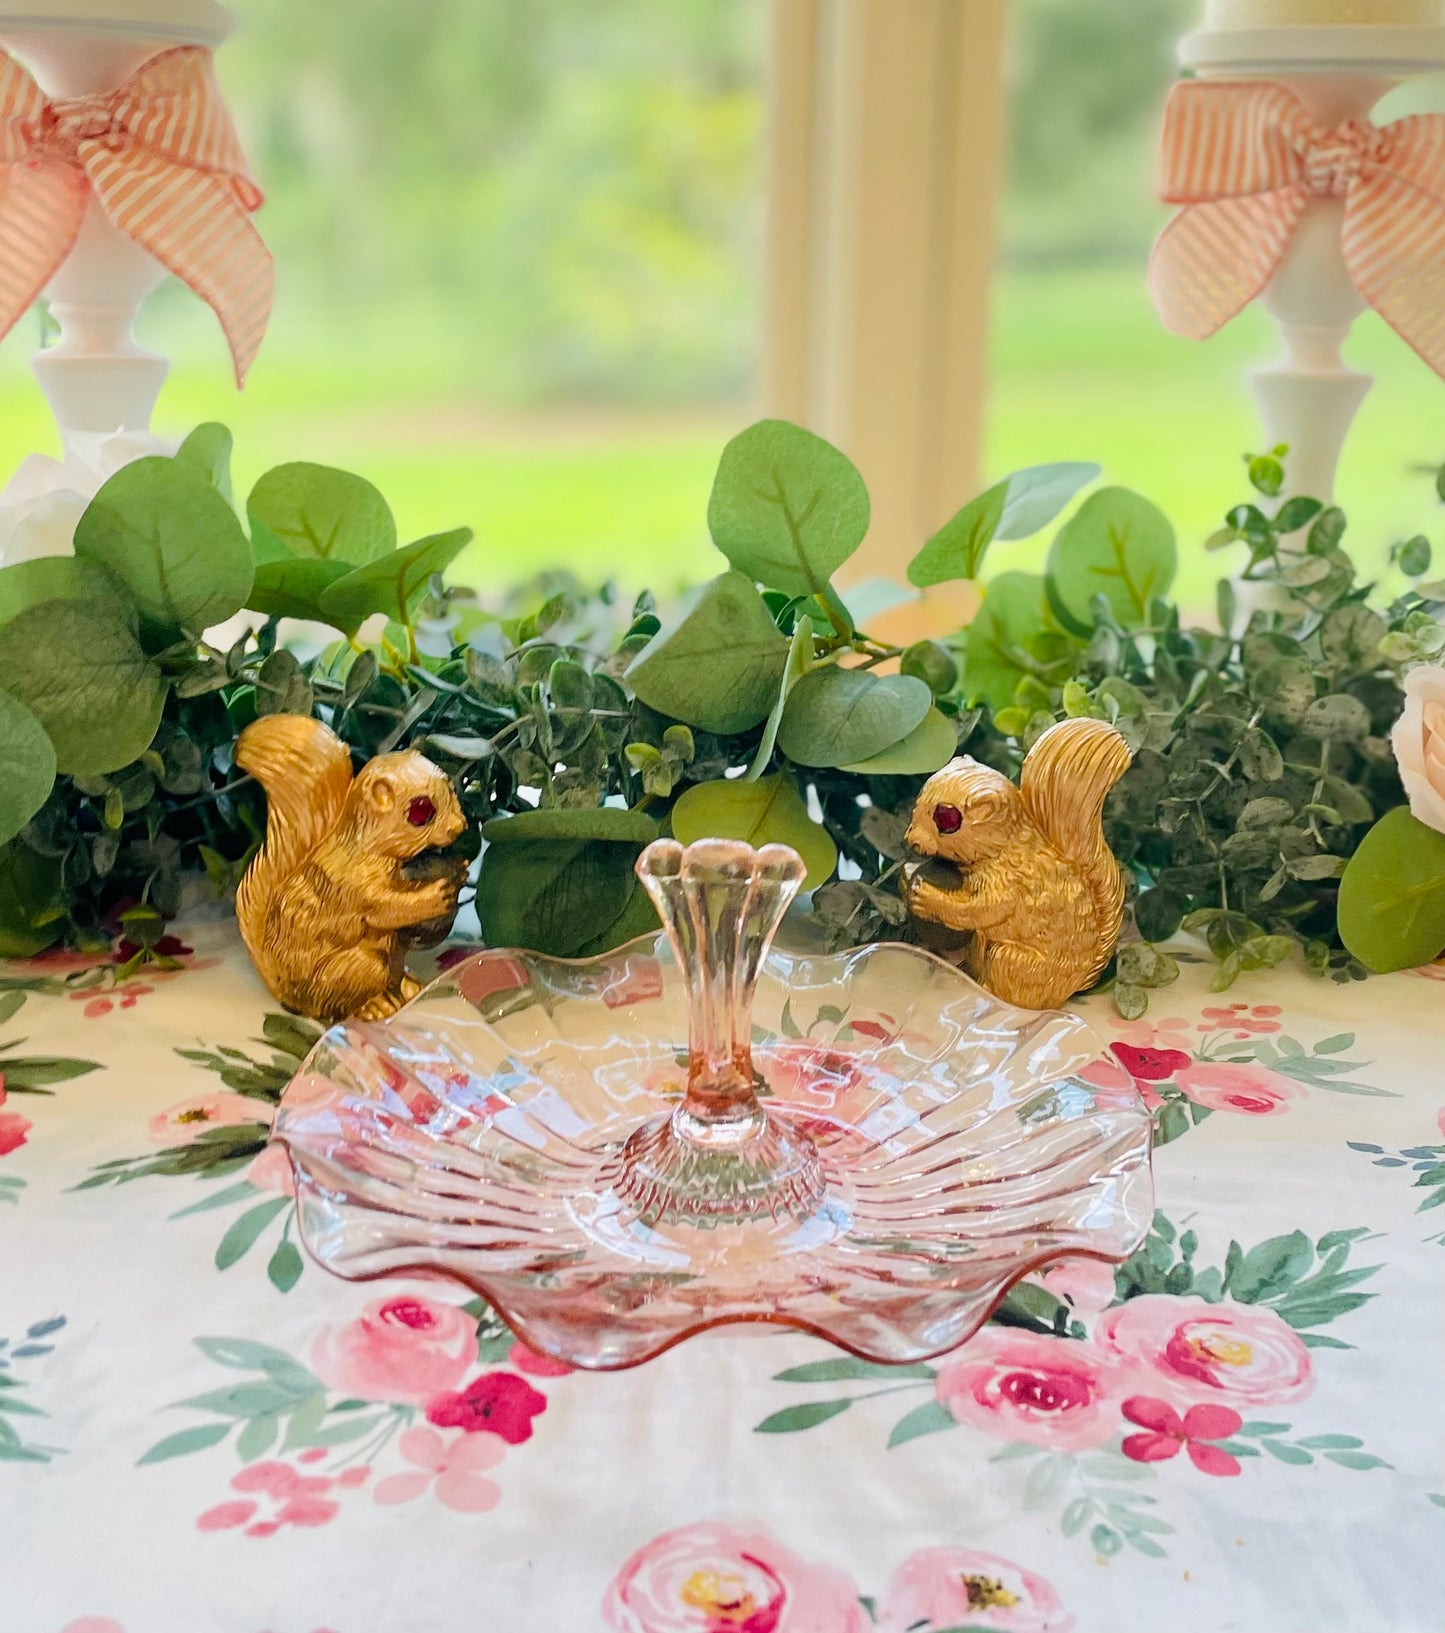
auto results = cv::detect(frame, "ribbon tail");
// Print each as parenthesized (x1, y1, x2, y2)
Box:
(86, 148, 272, 386)
(1149, 187, 1308, 340)
(1343, 170, 1445, 382)
(0, 161, 89, 348)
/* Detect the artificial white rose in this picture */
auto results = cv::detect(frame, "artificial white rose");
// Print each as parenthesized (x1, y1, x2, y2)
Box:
(1390, 662, 1445, 835)
(0, 429, 177, 567)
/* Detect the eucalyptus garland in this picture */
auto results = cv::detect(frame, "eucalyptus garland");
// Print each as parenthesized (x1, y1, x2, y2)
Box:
(0, 419, 1438, 1013)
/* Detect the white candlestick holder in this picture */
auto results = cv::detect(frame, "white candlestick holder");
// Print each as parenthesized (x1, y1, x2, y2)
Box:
(0, 1, 232, 444)
(1178, 24, 1445, 507)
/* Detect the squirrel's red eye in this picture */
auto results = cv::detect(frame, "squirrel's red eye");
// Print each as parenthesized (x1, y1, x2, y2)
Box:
(933, 803, 963, 834)
(407, 796, 437, 827)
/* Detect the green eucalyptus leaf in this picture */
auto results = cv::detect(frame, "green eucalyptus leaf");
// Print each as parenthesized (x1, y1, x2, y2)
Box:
(671, 774, 837, 888)
(626, 572, 789, 735)
(481, 808, 659, 845)
(73, 457, 252, 634)
(1047, 486, 1176, 628)
(907, 482, 1006, 587)
(997, 461, 1100, 540)
(246, 558, 356, 628)
(777, 666, 932, 768)
(317, 528, 473, 626)
(961, 571, 1056, 712)
(174, 422, 234, 504)
(0, 557, 126, 628)
(246, 463, 396, 566)
(707, 420, 869, 595)
(1338, 807, 1445, 972)
(0, 843, 63, 956)
(0, 600, 166, 775)
(840, 706, 957, 775)
(0, 690, 56, 848)
(476, 828, 656, 958)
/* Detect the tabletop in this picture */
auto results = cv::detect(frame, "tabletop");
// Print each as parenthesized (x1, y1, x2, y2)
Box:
(0, 918, 1440, 1633)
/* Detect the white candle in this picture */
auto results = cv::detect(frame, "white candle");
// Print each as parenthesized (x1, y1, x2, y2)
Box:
(1207, 0, 1445, 23)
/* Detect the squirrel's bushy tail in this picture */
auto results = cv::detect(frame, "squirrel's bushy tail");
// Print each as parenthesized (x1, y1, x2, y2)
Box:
(1021, 717, 1132, 986)
(234, 716, 353, 949)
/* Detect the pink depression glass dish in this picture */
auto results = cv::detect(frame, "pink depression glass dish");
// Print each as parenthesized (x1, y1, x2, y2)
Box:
(273, 837, 1153, 1370)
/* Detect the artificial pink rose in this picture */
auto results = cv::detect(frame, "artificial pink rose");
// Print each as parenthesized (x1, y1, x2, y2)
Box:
(1173, 1061, 1298, 1117)
(1391, 663, 1445, 834)
(935, 1330, 1124, 1452)
(0, 1109, 31, 1156)
(1096, 1295, 1312, 1407)
(604, 1521, 868, 1633)
(246, 1143, 296, 1197)
(880, 1546, 1072, 1633)
(1033, 1258, 1118, 1317)
(312, 1293, 475, 1405)
(148, 1092, 269, 1146)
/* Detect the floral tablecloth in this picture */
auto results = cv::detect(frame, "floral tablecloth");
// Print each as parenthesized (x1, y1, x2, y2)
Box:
(1, 919, 1440, 1633)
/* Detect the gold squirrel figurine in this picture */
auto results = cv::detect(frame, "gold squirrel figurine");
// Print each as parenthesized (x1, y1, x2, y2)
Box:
(234, 715, 468, 1024)
(903, 717, 1132, 1010)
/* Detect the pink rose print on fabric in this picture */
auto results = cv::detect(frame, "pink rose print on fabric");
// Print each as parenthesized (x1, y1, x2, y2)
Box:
(1173, 1061, 1298, 1117)
(61, 1621, 127, 1633)
(148, 1092, 270, 1146)
(457, 954, 530, 1007)
(1120, 1397, 1243, 1476)
(879, 1546, 1073, 1633)
(1110, 1042, 1192, 1083)
(934, 1330, 1124, 1451)
(604, 1521, 868, 1633)
(1031, 1258, 1117, 1317)
(1096, 1295, 1312, 1407)
(197, 1459, 354, 1539)
(372, 1425, 504, 1513)
(426, 1370, 548, 1444)
(312, 1293, 475, 1405)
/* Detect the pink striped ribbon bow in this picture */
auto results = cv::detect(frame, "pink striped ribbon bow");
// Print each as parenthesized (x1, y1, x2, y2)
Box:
(1149, 79, 1445, 379)
(0, 45, 271, 385)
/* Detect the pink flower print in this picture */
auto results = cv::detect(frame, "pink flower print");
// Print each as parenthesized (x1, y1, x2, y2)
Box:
(78, 979, 154, 1018)
(0, 1107, 31, 1156)
(311, 1293, 475, 1405)
(1109, 1042, 1191, 1083)
(457, 953, 530, 1007)
(61, 1621, 127, 1633)
(197, 1461, 341, 1538)
(372, 1425, 505, 1513)
(756, 1041, 873, 1112)
(935, 1330, 1125, 1452)
(601, 954, 666, 1009)
(246, 1142, 296, 1197)
(1108, 1016, 1193, 1051)
(1173, 1060, 1298, 1117)
(880, 1546, 1073, 1633)
(148, 1092, 269, 1146)
(1120, 1396, 1243, 1476)
(1096, 1295, 1312, 1407)
(426, 1370, 548, 1443)
(604, 1521, 868, 1633)
(1032, 1258, 1117, 1317)
(1437, 1105, 1445, 1139)
(1076, 1055, 1147, 1111)
(509, 1340, 572, 1378)
(1199, 1002, 1283, 1037)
